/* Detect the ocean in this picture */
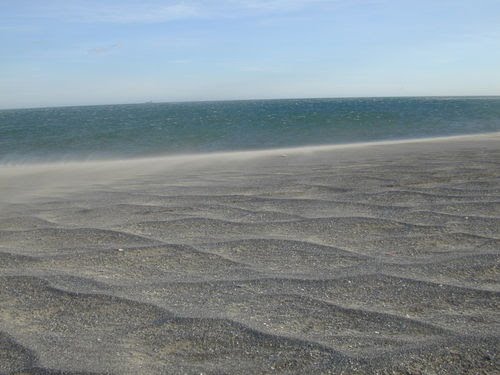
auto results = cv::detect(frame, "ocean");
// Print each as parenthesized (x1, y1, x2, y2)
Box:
(1, 97, 499, 164)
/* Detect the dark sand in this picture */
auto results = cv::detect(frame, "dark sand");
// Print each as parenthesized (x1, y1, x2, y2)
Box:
(0, 134, 499, 374)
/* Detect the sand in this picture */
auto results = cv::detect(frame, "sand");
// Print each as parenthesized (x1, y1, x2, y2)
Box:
(0, 134, 499, 374)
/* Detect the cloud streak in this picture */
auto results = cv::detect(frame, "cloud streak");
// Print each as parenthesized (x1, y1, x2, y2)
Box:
(232, 0, 334, 12)
(62, 2, 201, 24)
(2, 1, 203, 24)
(87, 43, 122, 55)
(4, 0, 346, 25)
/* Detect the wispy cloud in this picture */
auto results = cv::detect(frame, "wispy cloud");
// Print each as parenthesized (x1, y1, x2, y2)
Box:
(232, 0, 333, 12)
(169, 59, 192, 64)
(62, 2, 201, 24)
(228, 0, 382, 14)
(0, 24, 39, 33)
(85, 3, 199, 23)
(87, 43, 122, 55)
(5, 0, 345, 25)
(4, 1, 203, 24)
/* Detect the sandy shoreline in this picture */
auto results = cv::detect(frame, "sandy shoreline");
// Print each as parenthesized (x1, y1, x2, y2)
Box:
(1, 134, 499, 374)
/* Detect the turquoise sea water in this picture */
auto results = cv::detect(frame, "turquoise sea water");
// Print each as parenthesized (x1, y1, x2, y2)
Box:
(1, 97, 499, 163)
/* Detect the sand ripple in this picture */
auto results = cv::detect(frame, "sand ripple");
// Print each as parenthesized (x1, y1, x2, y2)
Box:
(1, 137, 499, 374)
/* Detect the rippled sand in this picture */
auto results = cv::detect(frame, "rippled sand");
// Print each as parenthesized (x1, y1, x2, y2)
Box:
(1, 134, 499, 374)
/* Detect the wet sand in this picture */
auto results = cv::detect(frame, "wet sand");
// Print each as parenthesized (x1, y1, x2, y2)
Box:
(0, 134, 499, 374)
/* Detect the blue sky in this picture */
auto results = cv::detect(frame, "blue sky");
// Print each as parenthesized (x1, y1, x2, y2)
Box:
(1, 0, 499, 108)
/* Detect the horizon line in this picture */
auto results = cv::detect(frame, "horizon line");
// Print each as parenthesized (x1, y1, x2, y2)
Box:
(1, 94, 500, 111)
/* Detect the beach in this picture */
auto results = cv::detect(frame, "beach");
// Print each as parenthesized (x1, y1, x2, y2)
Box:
(0, 133, 499, 374)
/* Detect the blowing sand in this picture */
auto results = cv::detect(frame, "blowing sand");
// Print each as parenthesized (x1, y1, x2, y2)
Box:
(0, 134, 499, 374)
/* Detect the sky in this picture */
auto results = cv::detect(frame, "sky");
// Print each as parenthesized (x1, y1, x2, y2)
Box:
(1, 0, 499, 109)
